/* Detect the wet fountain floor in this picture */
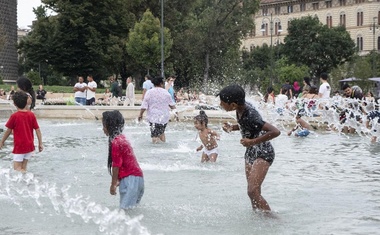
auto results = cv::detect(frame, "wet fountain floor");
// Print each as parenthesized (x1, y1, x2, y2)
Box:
(1, 119, 380, 235)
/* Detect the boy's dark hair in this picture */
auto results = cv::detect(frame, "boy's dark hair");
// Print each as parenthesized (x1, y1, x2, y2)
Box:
(16, 77, 35, 109)
(320, 73, 328, 80)
(342, 83, 350, 90)
(145, 74, 152, 80)
(217, 84, 245, 105)
(152, 76, 164, 86)
(13, 91, 28, 109)
(102, 110, 125, 175)
(194, 110, 209, 127)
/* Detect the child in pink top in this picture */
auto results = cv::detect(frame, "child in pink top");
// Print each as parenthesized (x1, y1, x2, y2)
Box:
(0, 91, 43, 172)
(102, 110, 144, 209)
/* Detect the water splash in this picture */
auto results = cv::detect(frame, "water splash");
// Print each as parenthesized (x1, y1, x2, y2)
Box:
(0, 169, 150, 235)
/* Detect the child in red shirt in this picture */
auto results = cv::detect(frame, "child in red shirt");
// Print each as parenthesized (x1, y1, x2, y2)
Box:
(0, 91, 43, 172)
(102, 110, 144, 209)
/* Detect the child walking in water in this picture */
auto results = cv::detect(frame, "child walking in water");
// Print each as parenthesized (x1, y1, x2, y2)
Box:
(102, 110, 144, 209)
(194, 110, 220, 163)
(218, 85, 280, 212)
(0, 91, 43, 172)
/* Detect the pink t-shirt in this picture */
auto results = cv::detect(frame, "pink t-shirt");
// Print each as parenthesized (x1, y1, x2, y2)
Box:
(111, 135, 143, 179)
(6, 111, 39, 154)
(141, 87, 175, 124)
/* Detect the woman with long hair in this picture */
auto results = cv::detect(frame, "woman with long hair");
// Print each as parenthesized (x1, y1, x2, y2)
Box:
(16, 77, 36, 109)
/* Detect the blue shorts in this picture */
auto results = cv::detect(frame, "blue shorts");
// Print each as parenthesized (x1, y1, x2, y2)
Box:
(119, 175, 144, 209)
(296, 129, 310, 137)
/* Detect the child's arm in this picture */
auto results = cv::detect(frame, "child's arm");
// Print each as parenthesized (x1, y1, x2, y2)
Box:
(35, 128, 43, 152)
(110, 167, 119, 195)
(287, 124, 299, 136)
(223, 122, 239, 133)
(240, 122, 280, 147)
(0, 128, 12, 149)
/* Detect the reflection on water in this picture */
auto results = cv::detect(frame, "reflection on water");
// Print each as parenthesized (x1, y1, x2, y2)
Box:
(0, 119, 380, 235)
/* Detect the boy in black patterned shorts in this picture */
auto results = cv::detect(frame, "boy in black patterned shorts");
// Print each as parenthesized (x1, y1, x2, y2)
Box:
(218, 84, 280, 212)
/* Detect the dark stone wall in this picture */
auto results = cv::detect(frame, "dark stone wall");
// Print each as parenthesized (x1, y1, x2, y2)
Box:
(0, 0, 18, 84)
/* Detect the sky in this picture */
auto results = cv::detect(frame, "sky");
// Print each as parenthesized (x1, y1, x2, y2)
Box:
(17, 0, 42, 28)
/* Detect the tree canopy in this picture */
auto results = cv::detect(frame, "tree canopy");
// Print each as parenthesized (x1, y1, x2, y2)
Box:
(283, 15, 356, 77)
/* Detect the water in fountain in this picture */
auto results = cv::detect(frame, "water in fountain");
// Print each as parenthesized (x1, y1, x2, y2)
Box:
(1, 94, 380, 234)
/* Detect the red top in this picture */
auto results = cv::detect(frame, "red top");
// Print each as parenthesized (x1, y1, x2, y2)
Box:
(111, 135, 143, 179)
(6, 111, 39, 154)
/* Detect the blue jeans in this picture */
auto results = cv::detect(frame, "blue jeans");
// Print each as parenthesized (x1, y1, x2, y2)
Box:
(119, 175, 144, 209)
(75, 97, 86, 106)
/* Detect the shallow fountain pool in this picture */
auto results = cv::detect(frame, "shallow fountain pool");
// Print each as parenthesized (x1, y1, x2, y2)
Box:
(0, 118, 380, 235)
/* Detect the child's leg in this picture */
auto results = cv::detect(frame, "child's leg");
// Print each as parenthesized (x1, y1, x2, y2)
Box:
(245, 159, 271, 211)
(201, 153, 209, 163)
(13, 161, 23, 171)
(209, 153, 218, 162)
(21, 159, 29, 172)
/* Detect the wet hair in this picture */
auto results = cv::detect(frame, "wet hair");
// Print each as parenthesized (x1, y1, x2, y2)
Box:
(102, 110, 125, 175)
(320, 72, 328, 80)
(152, 76, 164, 86)
(303, 77, 311, 87)
(309, 85, 318, 94)
(342, 83, 350, 90)
(16, 77, 35, 109)
(194, 110, 209, 127)
(12, 91, 28, 109)
(217, 84, 245, 105)
(264, 87, 274, 103)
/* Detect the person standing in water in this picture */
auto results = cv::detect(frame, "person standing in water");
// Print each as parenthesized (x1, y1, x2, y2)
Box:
(102, 110, 144, 209)
(16, 77, 36, 110)
(194, 110, 220, 163)
(0, 91, 43, 172)
(218, 84, 280, 212)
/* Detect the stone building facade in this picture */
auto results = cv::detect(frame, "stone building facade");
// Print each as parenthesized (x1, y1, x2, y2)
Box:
(242, 0, 380, 54)
(0, 0, 18, 84)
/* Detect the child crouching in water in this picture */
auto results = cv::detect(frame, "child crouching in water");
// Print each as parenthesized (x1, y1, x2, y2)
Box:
(218, 84, 280, 212)
(194, 110, 220, 163)
(287, 109, 317, 137)
(102, 110, 144, 209)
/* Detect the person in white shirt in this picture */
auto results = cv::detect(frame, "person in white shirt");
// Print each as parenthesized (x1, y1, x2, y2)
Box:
(318, 72, 331, 99)
(142, 75, 154, 101)
(73, 76, 87, 105)
(138, 76, 177, 143)
(125, 76, 135, 106)
(86, 75, 97, 105)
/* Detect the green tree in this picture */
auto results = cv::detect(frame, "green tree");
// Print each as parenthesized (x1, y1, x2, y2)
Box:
(283, 16, 356, 77)
(179, 0, 259, 92)
(126, 9, 173, 75)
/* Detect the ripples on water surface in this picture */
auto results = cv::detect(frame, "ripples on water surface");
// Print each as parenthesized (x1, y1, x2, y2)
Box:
(0, 119, 380, 235)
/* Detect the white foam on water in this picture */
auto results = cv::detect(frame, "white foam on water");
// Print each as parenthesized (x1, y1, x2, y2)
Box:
(0, 168, 151, 235)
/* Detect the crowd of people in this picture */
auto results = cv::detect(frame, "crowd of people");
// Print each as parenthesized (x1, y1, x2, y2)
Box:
(262, 73, 380, 141)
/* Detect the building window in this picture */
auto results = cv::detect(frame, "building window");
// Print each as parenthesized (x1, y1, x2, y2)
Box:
(275, 6, 281, 15)
(287, 5, 293, 13)
(262, 23, 269, 36)
(340, 13, 346, 26)
(250, 45, 255, 51)
(378, 36, 380, 51)
(300, 3, 306, 12)
(357, 12, 363, 26)
(326, 1, 332, 8)
(262, 8, 268, 16)
(357, 36, 363, 51)
(326, 16, 332, 28)
(340, 0, 346, 6)
(312, 2, 319, 10)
